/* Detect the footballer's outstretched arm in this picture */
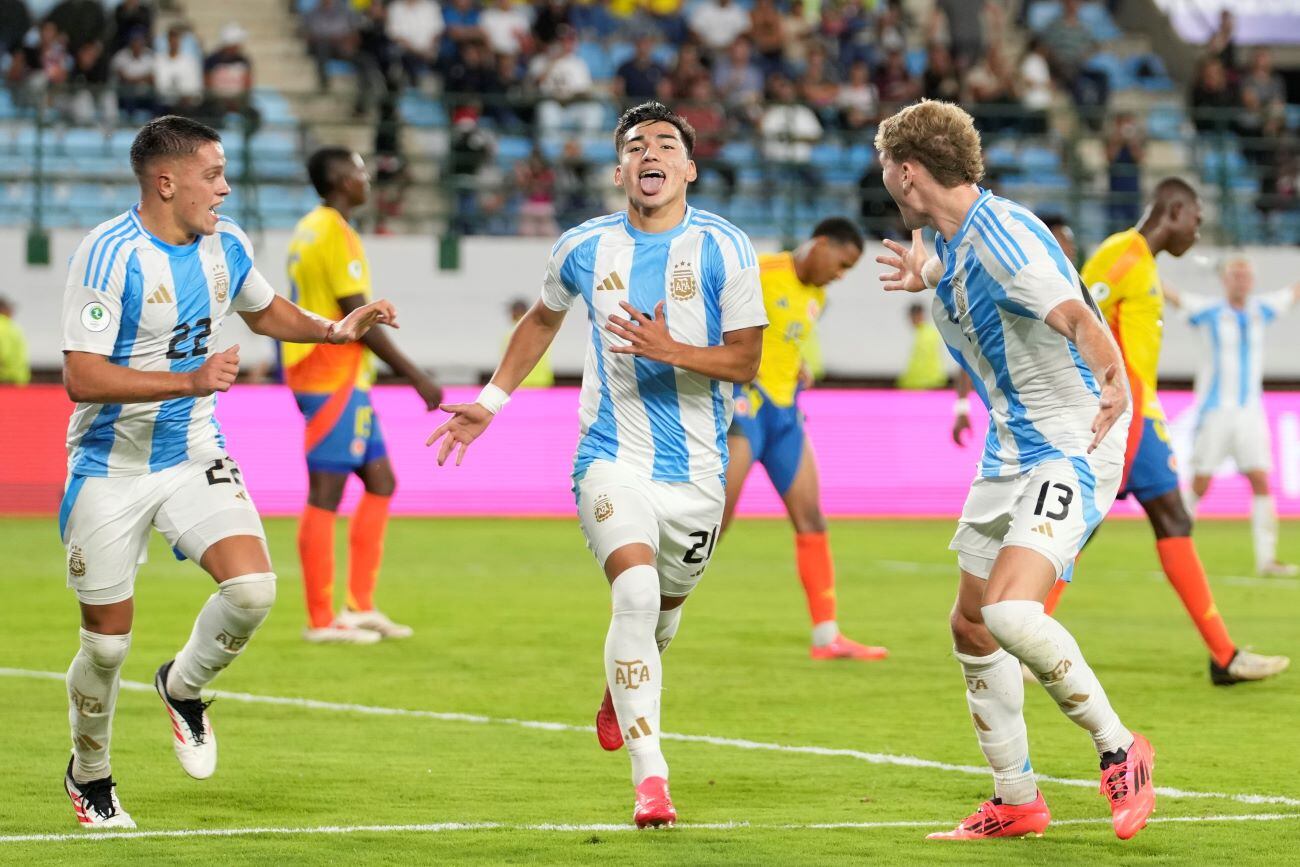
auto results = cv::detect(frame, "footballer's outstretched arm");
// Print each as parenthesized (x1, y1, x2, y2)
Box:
(1044, 299, 1130, 453)
(64, 347, 242, 404)
(240, 293, 398, 344)
(336, 292, 442, 410)
(605, 301, 763, 383)
(426, 300, 567, 466)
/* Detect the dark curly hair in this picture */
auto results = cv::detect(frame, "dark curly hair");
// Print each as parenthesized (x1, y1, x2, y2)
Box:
(613, 101, 697, 158)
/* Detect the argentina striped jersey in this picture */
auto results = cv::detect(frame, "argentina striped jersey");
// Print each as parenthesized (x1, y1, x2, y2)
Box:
(931, 190, 1110, 477)
(1184, 288, 1294, 417)
(540, 207, 768, 482)
(61, 209, 275, 476)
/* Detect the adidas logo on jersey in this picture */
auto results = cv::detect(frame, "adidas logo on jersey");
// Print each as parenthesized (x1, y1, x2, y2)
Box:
(146, 285, 174, 304)
(596, 272, 626, 292)
(1030, 522, 1054, 538)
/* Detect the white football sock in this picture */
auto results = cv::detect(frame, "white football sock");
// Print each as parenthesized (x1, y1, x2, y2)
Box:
(67, 629, 131, 781)
(656, 606, 682, 654)
(811, 621, 840, 648)
(983, 600, 1132, 757)
(169, 573, 276, 700)
(605, 564, 667, 784)
(1252, 494, 1278, 571)
(956, 648, 1037, 805)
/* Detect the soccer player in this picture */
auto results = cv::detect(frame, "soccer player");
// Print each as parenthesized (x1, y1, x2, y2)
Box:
(285, 147, 442, 644)
(428, 101, 767, 828)
(1167, 256, 1300, 577)
(874, 100, 1153, 841)
(719, 218, 888, 660)
(59, 116, 395, 828)
(1079, 180, 1289, 684)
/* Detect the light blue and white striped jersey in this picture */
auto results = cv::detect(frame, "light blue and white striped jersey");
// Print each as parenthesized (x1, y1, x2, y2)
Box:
(931, 190, 1109, 477)
(540, 207, 768, 482)
(61, 209, 275, 477)
(1184, 288, 1294, 416)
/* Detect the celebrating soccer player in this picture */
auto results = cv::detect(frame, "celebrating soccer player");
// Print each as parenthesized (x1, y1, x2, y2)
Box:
(1167, 257, 1300, 577)
(428, 101, 767, 828)
(59, 116, 396, 828)
(874, 100, 1153, 841)
(285, 148, 443, 644)
(719, 217, 888, 660)
(1075, 181, 1289, 684)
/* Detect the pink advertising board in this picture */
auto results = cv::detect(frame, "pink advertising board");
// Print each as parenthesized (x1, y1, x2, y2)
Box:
(203, 386, 1300, 519)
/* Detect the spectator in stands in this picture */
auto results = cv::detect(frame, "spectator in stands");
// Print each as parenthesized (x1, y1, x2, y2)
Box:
(1038, 0, 1107, 122)
(203, 23, 255, 124)
(874, 46, 919, 107)
(760, 73, 822, 196)
(449, 104, 496, 235)
(858, 153, 905, 240)
(372, 93, 409, 233)
(1238, 47, 1287, 156)
(0, 0, 31, 67)
(872, 0, 908, 58)
(713, 37, 764, 126)
(46, 0, 105, 54)
(440, 0, 483, 61)
(666, 40, 706, 99)
(1106, 111, 1145, 230)
(28, 21, 72, 91)
(110, 0, 154, 56)
(530, 26, 602, 144)
(922, 42, 960, 102)
(65, 37, 112, 126)
(928, 0, 988, 71)
(1206, 8, 1238, 80)
(308, 0, 380, 113)
(154, 25, 203, 116)
(689, 0, 750, 54)
(677, 76, 736, 200)
(514, 147, 559, 237)
(555, 137, 600, 227)
(383, 0, 442, 87)
(110, 27, 155, 117)
(749, 0, 786, 77)
(1018, 36, 1053, 135)
(532, 0, 572, 47)
(836, 58, 879, 131)
(782, 0, 814, 68)
(0, 295, 29, 387)
(965, 43, 1017, 134)
(444, 39, 501, 103)
(614, 34, 665, 102)
(480, 0, 531, 60)
(798, 43, 839, 119)
(640, 0, 687, 45)
(1189, 56, 1235, 135)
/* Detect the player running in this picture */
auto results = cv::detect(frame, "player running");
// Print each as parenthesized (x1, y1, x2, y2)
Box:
(1077, 180, 1289, 684)
(285, 147, 443, 644)
(59, 116, 395, 829)
(720, 217, 888, 660)
(875, 100, 1153, 841)
(428, 101, 766, 828)
(1168, 256, 1300, 577)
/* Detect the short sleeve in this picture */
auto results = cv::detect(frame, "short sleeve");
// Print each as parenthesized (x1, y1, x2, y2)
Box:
(233, 266, 275, 312)
(218, 219, 258, 300)
(62, 239, 133, 356)
(540, 251, 578, 312)
(1001, 257, 1078, 320)
(721, 264, 767, 332)
(1179, 293, 1219, 324)
(1257, 287, 1295, 322)
(329, 223, 371, 300)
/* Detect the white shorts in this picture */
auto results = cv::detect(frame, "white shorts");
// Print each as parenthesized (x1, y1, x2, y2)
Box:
(1192, 407, 1272, 475)
(950, 453, 1123, 581)
(60, 457, 266, 604)
(574, 459, 726, 597)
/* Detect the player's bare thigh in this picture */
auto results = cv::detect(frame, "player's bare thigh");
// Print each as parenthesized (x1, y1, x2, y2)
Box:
(200, 534, 272, 583)
(603, 543, 686, 612)
(80, 598, 134, 635)
(951, 546, 1059, 656)
(780, 439, 827, 534)
(720, 433, 755, 534)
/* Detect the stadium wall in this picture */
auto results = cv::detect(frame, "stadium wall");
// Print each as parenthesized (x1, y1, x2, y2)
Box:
(7, 230, 1300, 380)
(5, 385, 1300, 520)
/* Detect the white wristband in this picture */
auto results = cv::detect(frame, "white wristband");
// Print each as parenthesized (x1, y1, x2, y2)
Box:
(953, 397, 970, 415)
(475, 383, 511, 414)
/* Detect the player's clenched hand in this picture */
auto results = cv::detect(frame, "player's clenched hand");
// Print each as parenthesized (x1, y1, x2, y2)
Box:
(876, 228, 930, 293)
(330, 299, 398, 343)
(951, 412, 971, 446)
(414, 374, 444, 413)
(607, 301, 680, 364)
(1089, 363, 1129, 453)
(189, 345, 240, 395)
(426, 402, 494, 466)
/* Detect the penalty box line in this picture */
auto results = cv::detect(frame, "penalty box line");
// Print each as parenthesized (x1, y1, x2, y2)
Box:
(5, 813, 1300, 845)
(3, 667, 1298, 811)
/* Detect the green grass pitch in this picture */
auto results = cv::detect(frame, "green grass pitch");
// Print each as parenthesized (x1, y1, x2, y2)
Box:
(1, 516, 1297, 864)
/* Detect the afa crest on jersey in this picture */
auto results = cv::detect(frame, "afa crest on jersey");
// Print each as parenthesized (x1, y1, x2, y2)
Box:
(670, 260, 697, 302)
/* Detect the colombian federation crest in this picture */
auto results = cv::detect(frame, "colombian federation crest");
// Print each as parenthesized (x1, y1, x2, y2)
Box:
(212, 264, 230, 304)
(669, 261, 696, 301)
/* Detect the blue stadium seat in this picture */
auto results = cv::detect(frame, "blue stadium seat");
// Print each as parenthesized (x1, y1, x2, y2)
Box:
(253, 89, 296, 123)
(1146, 104, 1184, 140)
(495, 135, 534, 164)
(399, 92, 447, 128)
(1019, 145, 1061, 173)
(905, 48, 928, 78)
(1083, 53, 1133, 91)
(578, 41, 615, 82)
(984, 140, 1018, 171)
(1078, 2, 1122, 40)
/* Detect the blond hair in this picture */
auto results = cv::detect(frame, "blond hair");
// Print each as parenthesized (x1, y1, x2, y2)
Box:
(874, 100, 984, 188)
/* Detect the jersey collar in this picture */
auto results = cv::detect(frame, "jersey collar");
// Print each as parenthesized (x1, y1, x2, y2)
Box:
(620, 204, 693, 243)
(134, 206, 202, 257)
(945, 187, 993, 252)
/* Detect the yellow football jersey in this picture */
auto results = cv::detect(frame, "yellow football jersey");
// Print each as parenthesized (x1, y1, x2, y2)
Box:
(1080, 228, 1164, 421)
(754, 252, 825, 407)
(283, 206, 375, 393)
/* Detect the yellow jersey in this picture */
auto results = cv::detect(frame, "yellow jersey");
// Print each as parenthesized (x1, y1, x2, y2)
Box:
(283, 205, 375, 394)
(1080, 228, 1164, 421)
(754, 252, 825, 407)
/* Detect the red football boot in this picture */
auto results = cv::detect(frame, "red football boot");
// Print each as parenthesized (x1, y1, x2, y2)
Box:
(927, 792, 1051, 840)
(1101, 733, 1156, 840)
(810, 634, 889, 661)
(633, 776, 677, 829)
(596, 687, 623, 751)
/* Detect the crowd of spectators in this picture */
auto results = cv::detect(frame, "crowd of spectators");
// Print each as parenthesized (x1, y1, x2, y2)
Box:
(1, 0, 257, 129)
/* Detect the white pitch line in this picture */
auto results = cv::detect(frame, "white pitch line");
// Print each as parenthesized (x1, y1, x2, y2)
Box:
(4, 667, 1299, 810)
(5, 813, 1300, 845)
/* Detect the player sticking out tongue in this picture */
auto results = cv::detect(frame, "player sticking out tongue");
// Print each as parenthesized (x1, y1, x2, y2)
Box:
(639, 170, 665, 197)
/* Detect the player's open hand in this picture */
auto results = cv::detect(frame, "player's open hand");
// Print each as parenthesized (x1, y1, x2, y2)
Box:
(877, 228, 930, 293)
(189, 344, 240, 395)
(330, 299, 398, 343)
(1089, 363, 1129, 453)
(607, 301, 680, 364)
(951, 412, 971, 446)
(426, 402, 494, 466)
